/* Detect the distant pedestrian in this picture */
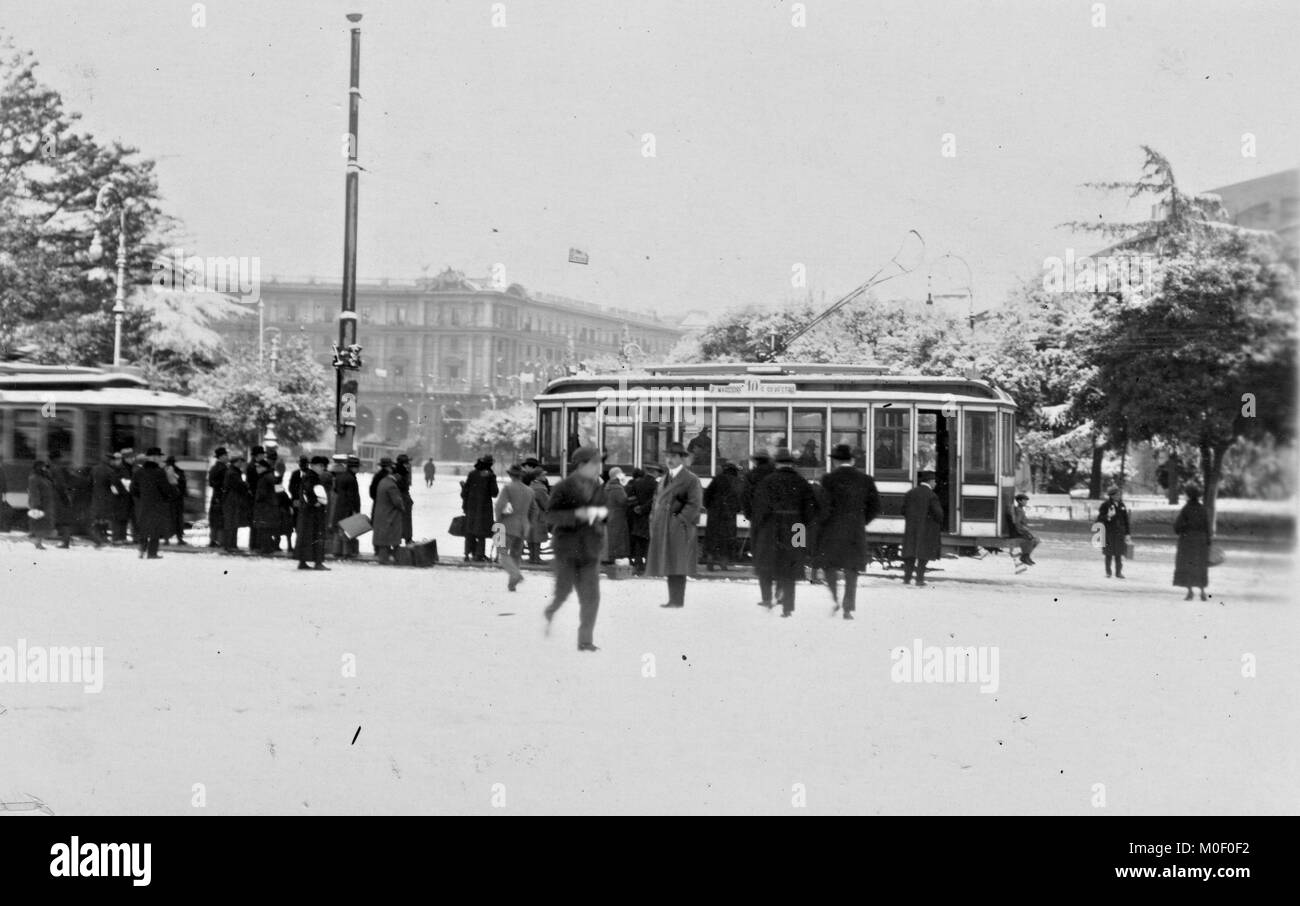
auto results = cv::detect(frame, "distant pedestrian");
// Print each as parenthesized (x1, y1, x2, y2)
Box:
(131, 447, 178, 560)
(424, 458, 437, 487)
(741, 450, 776, 605)
(163, 455, 188, 545)
(207, 448, 229, 548)
(646, 442, 703, 609)
(901, 470, 944, 587)
(1098, 486, 1131, 578)
(1011, 493, 1038, 566)
(624, 466, 657, 574)
(296, 456, 332, 570)
(395, 453, 415, 545)
(752, 448, 816, 616)
(495, 463, 539, 591)
(1173, 486, 1211, 600)
(527, 468, 551, 564)
(222, 453, 251, 552)
(26, 460, 56, 550)
(543, 446, 608, 651)
(371, 461, 404, 564)
(703, 460, 741, 570)
(602, 467, 631, 564)
(461, 455, 498, 562)
(817, 443, 881, 618)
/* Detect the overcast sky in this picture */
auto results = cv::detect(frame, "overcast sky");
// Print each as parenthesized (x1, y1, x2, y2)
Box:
(2, 0, 1296, 318)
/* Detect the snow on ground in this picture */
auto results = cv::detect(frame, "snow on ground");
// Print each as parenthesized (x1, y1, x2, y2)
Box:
(1, 517, 1295, 815)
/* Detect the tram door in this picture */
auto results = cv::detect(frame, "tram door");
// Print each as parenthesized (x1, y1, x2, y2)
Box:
(917, 409, 958, 532)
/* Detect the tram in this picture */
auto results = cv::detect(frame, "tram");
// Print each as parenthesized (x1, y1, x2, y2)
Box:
(533, 362, 1020, 551)
(0, 363, 214, 524)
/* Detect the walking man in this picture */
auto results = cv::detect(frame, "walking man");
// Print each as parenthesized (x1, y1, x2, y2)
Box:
(752, 448, 816, 616)
(901, 470, 944, 586)
(424, 458, 437, 487)
(543, 447, 607, 651)
(646, 441, 703, 609)
(495, 463, 538, 591)
(818, 443, 881, 619)
(1011, 492, 1038, 566)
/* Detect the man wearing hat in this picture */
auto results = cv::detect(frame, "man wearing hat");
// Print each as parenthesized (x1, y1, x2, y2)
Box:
(371, 458, 404, 564)
(394, 453, 415, 546)
(752, 448, 816, 616)
(496, 463, 540, 591)
(543, 446, 608, 650)
(162, 455, 188, 546)
(222, 452, 252, 553)
(646, 441, 703, 608)
(131, 447, 179, 559)
(624, 466, 657, 575)
(1097, 485, 1130, 578)
(246, 445, 267, 491)
(330, 454, 362, 559)
(901, 471, 944, 586)
(817, 443, 882, 618)
(207, 448, 229, 548)
(296, 456, 332, 570)
(1010, 493, 1038, 567)
(89, 451, 123, 548)
(461, 455, 498, 562)
(741, 450, 776, 605)
(113, 448, 136, 545)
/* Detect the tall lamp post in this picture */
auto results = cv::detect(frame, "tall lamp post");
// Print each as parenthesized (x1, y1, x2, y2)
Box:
(334, 12, 364, 455)
(89, 183, 132, 367)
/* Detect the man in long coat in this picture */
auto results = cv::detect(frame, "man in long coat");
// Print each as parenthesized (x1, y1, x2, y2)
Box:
(527, 467, 551, 564)
(89, 452, 122, 548)
(495, 463, 540, 590)
(113, 448, 136, 544)
(646, 441, 704, 608)
(207, 447, 229, 548)
(601, 467, 631, 563)
(703, 461, 741, 570)
(222, 453, 251, 552)
(131, 447, 178, 560)
(901, 470, 944, 586)
(543, 446, 608, 651)
(371, 463, 405, 564)
(818, 443, 881, 618)
(252, 460, 281, 555)
(752, 448, 816, 616)
(1098, 486, 1131, 578)
(461, 455, 498, 562)
(296, 456, 332, 570)
(395, 453, 415, 545)
(329, 454, 363, 559)
(26, 459, 57, 549)
(164, 455, 188, 545)
(47, 450, 75, 549)
(741, 450, 776, 604)
(624, 466, 657, 574)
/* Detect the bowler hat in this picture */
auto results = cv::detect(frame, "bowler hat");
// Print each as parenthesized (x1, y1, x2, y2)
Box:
(1015, 492, 1029, 501)
(214, 447, 228, 457)
(665, 441, 689, 457)
(830, 443, 854, 462)
(378, 457, 395, 467)
(750, 450, 772, 463)
(346, 455, 361, 466)
(310, 455, 330, 466)
(251, 446, 264, 456)
(146, 447, 163, 457)
(774, 447, 795, 463)
(570, 445, 601, 467)
(523, 457, 540, 468)
(917, 470, 936, 482)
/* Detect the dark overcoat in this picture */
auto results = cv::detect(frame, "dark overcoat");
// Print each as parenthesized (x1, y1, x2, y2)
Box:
(114, 463, 135, 522)
(646, 467, 703, 577)
(1173, 501, 1211, 587)
(26, 471, 56, 532)
(741, 461, 775, 521)
(207, 461, 227, 525)
(253, 471, 281, 530)
(752, 467, 816, 579)
(461, 468, 499, 537)
(602, 479, 630, 559)
(817, 466, 882, 570)
(131, 461, 178, 537)
(546, 473, 607, 564)
(371, 473, 405, 548)
(330, 469, 362, 528)
(703, 469, 741, 554)
(529, 483, 551, 545)
(901, 483, 944, 561)
(222, 467, 251, 530)
(1098, 498, 1131, 555)
(90, 462, 122, 520)
(624, 474, 656, 540)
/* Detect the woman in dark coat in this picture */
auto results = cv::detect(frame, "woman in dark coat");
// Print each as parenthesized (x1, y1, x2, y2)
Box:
(1173, 486, 1211, 600)
(602, 468, 631, 562)
(222, 455, 252, 552)
(26, 460, 57, 549)
(371, 468, 405, 564)
(461, 455, 499, 562)
(702, 462, 741, 570)
(252, 462, 281, 555)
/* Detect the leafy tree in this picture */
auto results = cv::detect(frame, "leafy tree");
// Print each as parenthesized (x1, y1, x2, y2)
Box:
(458, 404, 535, 463)
(190, 337, 333, 450)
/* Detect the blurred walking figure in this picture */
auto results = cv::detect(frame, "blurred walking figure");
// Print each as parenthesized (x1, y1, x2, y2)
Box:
(296, 456, 332, 571)
(424, 458, 437, 487)
(901, 470, 944, 587)
(601, 466, 630, 564)
(461, 455, 498, 562)
(1098, 486, 1131, 578)
(222, 453, 251, 552)
(26, 459, 56, 550)
(703, 460, 740, 570)
(207, 448, 228, 547)
(131, 447, 178, 560)
(495, 463, 539, 591)
(625, 466, 657, 574)
(752, 448, 816, 616)
(163, 455, 188, 545)
(1011, 492, 1038, 566)
(543, 447, 608, 651)
(818, 444, 881, 619)
(741, 450, 775, 605)
(47, 450, 75, 549)
(89, 452, 122, 548)
(1173, 486, 1211, 600)
(647, 442, 703, 608)
(527, 467, 551, 564)
(371, 459, 404, 564)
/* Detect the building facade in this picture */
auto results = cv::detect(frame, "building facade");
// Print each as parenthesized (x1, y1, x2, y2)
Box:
(214, 268, 685, 460)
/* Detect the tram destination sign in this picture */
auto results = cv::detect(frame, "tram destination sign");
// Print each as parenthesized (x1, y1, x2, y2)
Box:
(709, 380, 798, 394)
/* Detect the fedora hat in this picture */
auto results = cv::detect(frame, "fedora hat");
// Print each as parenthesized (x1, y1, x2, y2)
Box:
(665, 441, 689, 457)
(830, 443, 854, 462)
(774, 447, 795, 463)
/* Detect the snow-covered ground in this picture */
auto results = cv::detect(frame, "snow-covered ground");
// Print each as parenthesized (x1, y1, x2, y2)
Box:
(1, 478, 1296, 815)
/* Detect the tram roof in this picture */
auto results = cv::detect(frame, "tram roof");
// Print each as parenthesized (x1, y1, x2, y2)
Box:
(541, 362, 1014, 404)
(0, 365, 211, 411)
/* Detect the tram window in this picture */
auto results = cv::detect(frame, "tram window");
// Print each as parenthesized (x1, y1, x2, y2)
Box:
(84, 410, 103, 463)
(792, 409, 825, 479)
(830, 409, 867, 469)
(45, 413, 74, 459)
(566, 408, 596, 457)
(680, 407, 711, 476)
(716, 408, 750, 469)
(964, 411, 996, 483)
(642, 418, 671, 469)
(538, 408, 562, 471)
(111, 412, 139, 453)
(873, 409, 909, 477)
(1001, 412, 1015, 477)
(754, 408, 787, 458)
(139, 413, 159, 453)
(13, 410, 39, 460)
(601, 408, 635, 472)
(917, 412, 938, 474)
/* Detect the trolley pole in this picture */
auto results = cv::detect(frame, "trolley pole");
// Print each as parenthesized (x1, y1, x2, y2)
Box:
(335, 12, 363, 455)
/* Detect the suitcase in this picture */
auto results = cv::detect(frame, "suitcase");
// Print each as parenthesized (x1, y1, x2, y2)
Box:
(338, 513, 372, 539)
(409, 539, 438, 567)
(604, 562, 634, 580)
(394, 545, 414, 567)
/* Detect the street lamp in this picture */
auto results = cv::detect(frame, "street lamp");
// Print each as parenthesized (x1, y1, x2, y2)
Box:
(89, 183, 132, 367)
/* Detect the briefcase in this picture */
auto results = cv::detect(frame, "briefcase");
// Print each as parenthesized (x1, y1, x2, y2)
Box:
(395, 545, 414, 567)
(338, 513, 372, 540)
(409, 539, 439, 568)
(448, 515, 466, 537)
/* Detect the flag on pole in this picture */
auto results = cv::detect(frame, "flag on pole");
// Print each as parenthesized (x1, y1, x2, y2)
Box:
(568, 247, 589, 265)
